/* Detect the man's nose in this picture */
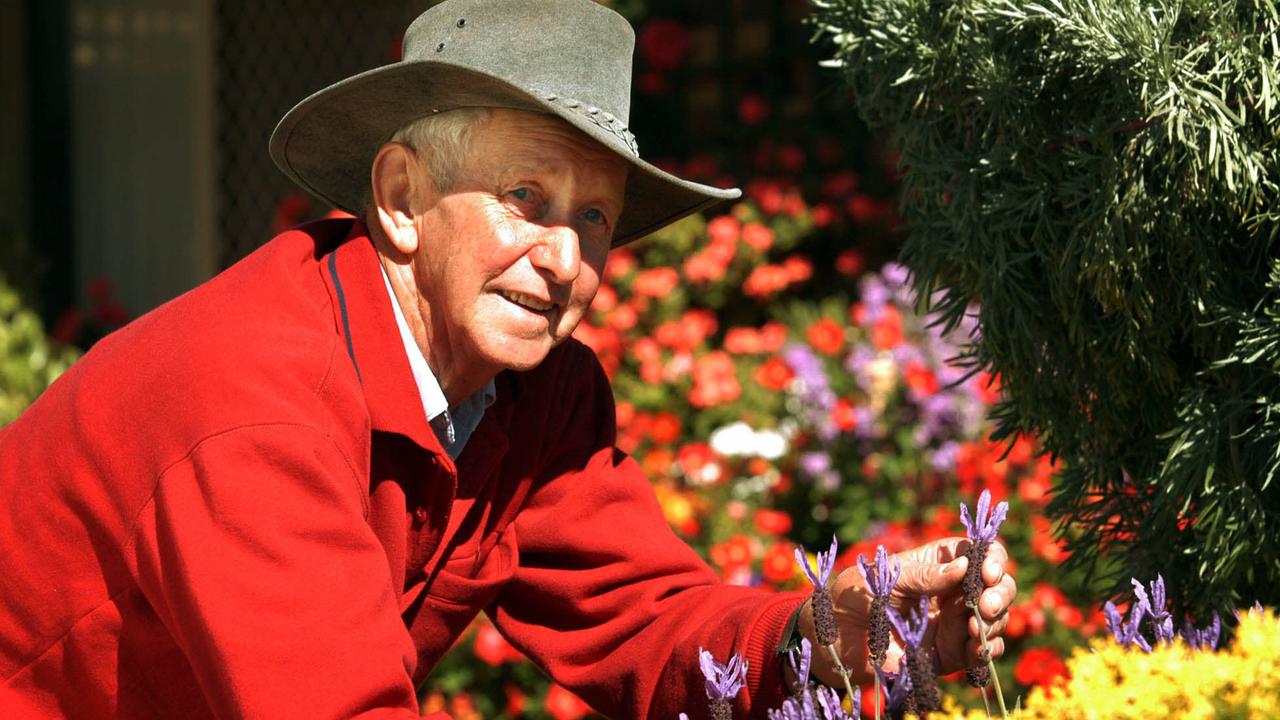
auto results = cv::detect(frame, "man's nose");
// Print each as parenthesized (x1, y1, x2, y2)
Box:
(530, 224, 581, 284)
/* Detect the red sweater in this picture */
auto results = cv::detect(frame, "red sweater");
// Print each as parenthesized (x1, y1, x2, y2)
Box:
(0, 220, 803, 719)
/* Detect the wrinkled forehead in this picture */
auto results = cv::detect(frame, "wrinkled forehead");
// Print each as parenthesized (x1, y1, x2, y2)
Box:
(469, 109, 630, 192)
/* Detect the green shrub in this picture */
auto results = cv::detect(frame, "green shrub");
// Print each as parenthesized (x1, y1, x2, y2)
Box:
(812, 0, 1280, 614)
(0, 278, 79, 426)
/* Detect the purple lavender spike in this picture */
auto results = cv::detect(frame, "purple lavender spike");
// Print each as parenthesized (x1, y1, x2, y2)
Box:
(1181, 612, 1221, 651)
(795, 536, 839, 588)
(786, 637, 812, 694)
(698, 648, 748, 700)
(886, 596, 930, 651)
(815, 684, 857, 720)
(856, 545, 901, 599)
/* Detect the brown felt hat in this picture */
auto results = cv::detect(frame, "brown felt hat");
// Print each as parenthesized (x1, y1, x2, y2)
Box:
(269, 0, 741, 246)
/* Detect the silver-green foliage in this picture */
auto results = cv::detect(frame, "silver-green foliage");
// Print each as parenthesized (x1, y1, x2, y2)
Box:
(0, 280, 78, 426)
(813, 0, 1280, 612)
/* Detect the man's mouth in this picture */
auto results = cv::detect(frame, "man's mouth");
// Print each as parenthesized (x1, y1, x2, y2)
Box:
(499, 289, 556, 313)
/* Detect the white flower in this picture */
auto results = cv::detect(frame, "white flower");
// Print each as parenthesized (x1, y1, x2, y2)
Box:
(709, 422, 790, 460)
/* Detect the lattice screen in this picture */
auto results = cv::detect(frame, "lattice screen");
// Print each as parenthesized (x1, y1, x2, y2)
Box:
(214, 0, 431, 265)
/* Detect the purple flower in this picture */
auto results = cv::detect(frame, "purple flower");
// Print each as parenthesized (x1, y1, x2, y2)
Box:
(879, 667, 911, 713)
(1181, 612, 1221, 651)
(960, 489, 1009, 545)
(816, 684, 858, 719)
(1131, 575, 1175, 644)
(786, 637, 811, 694)
(799, 451, 833, 477)
(887, 596, 931, 651)
(856, 545, 900, 600)
(698, 648, 748, 701)
(795, 536, 839, 589)
(1104, 599, 1152, 652)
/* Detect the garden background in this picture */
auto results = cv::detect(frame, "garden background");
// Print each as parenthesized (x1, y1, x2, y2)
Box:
(4, 0, 1251, 718)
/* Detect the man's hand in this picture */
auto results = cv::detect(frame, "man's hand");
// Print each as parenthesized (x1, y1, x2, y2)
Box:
(797, 537, 1016, 687)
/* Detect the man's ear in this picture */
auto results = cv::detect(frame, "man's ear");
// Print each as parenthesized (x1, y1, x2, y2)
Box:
(370, 142, 433, 256)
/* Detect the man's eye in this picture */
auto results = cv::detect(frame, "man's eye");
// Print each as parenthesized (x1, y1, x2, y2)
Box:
(582, 208, 607, 225)
(510, 187, 533, 202)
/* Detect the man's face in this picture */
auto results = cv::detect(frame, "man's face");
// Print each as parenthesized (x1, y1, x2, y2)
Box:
(410, 109, 628, 386)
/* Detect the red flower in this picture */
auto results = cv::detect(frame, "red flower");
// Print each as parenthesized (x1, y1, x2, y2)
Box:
(846, 193, 883, 223)
(762, 542, 797, 584)
(806, 318, 845, 356)
(690, 351, 741, 408)
(473, 622, 522, 666)
(870, 305, 903, 349)
(742, 222, 774, 251)
(738, 94, 770, 125)
(835, 249, 865, 277)
(545, 683, 592, 720)
(759, 323, 788, 351)
(743, 264, 791, 298)
(831, 398, 858, 431)
(707, 215, 741, 245)
(676, 442, 716, 479)
(1030, 516, 1070, 563)
(505, 684, 526, 718)
(754, 356, 794, 391)
(637, 18, 691, 72)
(632, 267, 679, 297)
(605, 248, 637, 281)
(649, 412, 682, 445)
(724, 327, 763, 355)
(753, 508, 792, 536)
(683, 250, 729, 284)
(902, 361, 939, 397)
(783, 255, 813, 283)
(1013, 647, 1069, 688)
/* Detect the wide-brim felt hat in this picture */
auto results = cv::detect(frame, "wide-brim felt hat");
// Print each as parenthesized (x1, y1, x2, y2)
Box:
(270, 0, 741, 246)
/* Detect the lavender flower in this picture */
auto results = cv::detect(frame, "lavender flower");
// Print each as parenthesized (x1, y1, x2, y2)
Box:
(887, 597, 940, 714)
(796, 536, 840, 646)
(856, 545, 900, 669)
(698, 648, 747, 720)
(786, 637, 812, 697)
(1104, 598, 1153, 652)
(1131, 575, 1175, 644)
(879, 667, 911, 714)
(959, 489, 1008, 608)
(815, 684, 858, 719)
(1181, 612, 1221, 651)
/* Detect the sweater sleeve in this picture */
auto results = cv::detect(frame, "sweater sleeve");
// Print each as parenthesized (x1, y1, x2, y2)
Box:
(489, 347, 806, 720)
(129, 424, 422, 719)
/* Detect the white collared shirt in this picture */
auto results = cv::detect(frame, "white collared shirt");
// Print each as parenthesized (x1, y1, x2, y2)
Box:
(380, 266, 495, 459)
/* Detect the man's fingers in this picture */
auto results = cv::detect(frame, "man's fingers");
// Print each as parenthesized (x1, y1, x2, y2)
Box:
(895, 556, 968, 597)
(983, 541, 1009, 586)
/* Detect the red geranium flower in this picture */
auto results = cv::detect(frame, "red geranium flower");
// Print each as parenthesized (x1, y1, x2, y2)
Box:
(545, 683, 592, 720)
(806, 318, 845, 356)
(632, 267, 679, 298)
(473, 622, 521, 666)
(831, 397, 858, 431)
(762, 541, 797, 584)
(743, 264, 791, 299)
(753, 508, 792, 536)
(754, 356, 794, 391)
(1013, 647, 1069, 688)
(742, 222, 774, 251)
(637, 18, 691, 72)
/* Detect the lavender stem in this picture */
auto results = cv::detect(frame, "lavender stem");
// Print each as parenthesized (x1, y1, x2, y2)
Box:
(971, 605, 1008, 719)
(822, 643, 859, 715)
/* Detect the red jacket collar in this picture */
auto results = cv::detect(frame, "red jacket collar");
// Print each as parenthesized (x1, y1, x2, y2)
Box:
(318, 219, 447, 456)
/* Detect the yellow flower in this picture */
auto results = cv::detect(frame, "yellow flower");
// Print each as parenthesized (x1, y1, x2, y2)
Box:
(922, 608, 1280, 719)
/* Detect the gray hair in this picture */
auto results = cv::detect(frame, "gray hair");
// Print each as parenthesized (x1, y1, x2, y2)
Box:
(389, 107, 494, 192)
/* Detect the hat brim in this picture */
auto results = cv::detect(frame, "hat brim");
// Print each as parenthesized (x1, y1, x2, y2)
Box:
(270, 62, 741, 246)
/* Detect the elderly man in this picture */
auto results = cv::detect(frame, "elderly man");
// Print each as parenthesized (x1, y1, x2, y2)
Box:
(0, 0, 1014, 717)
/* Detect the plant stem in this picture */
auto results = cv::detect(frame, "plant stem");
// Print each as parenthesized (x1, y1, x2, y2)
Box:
(873, 671, 882, 720)
(980, 685, 991, 717)
(823, 643, 860, 714)
(971, 606, 1008, 719)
